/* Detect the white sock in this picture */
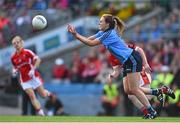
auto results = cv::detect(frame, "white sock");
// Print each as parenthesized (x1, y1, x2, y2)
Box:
(37, 109, 45, 116)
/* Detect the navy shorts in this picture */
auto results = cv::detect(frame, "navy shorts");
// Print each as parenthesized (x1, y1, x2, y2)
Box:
(123, 50, 142, 77)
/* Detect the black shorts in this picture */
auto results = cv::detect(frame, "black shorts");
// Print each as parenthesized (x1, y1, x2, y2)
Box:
(123, 50, 142, 77)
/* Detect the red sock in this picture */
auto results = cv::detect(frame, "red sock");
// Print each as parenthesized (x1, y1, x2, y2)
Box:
(140, 106, 148, 115)
(36, 108, 41, 112)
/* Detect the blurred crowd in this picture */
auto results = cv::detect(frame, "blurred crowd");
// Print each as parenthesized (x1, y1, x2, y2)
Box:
(0, 0, 96, 48)
(129, 9, 180, 42)
(0, 0, 155, 48)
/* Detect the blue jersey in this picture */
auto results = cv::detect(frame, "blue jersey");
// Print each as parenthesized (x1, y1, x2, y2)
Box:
(95, 29, 133, 64)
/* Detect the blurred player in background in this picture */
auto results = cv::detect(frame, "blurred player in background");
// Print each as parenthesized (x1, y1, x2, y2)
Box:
(101, 78, 120, 116)
(67, 13, 174, 119)
(107, 43, 176, 118)
(11, 36, 52, 116)
(45, 93, 68, 116)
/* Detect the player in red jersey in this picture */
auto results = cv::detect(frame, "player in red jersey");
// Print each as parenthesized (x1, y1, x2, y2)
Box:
(107, 44, 175, 118)
(11, 36, 52, 116)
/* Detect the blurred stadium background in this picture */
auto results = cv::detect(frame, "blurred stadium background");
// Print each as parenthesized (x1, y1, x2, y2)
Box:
(0, 0, 179, 117)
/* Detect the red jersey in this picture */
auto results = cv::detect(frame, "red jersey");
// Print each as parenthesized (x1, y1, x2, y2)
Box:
(108, 44, 136, 66)
(108, 44, 151, 85)
(11, 49, 42, 83)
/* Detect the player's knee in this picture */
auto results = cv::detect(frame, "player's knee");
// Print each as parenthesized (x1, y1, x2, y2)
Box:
(146, 95, 153, 100)
(40, 91, 48, 98)
(40, 93, 47, 98)
(128, 95, 136, 101)
(124, 88, 133, 95)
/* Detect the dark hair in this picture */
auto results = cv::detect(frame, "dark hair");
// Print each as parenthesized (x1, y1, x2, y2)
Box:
(102, 14, 126, 35)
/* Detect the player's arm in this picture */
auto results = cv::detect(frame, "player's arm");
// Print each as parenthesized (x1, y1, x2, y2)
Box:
(110, 65, 121, 79)
(26, 50, 41, 69)
(33, 56, 41, 69)
(76, 33, 101, 46)
(11, 58, 18, 76)
(107, 65, 121, 84)
(87, 35, 96, 40)
(135, 47, 148, 65)
(28, 55, 41, 77)
(67, 24, 101, 46)
(135, 46, 151, 73)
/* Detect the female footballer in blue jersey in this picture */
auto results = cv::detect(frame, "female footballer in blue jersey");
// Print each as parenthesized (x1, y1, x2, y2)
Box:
(67, 14, 157, 118)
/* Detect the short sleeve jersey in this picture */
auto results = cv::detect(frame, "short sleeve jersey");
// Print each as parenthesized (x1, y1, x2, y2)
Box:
(95, 29, 133, 64)
(11, 49, 41, 83)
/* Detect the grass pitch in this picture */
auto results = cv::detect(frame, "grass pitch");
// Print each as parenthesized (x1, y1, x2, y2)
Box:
(0, 116, 180, 122)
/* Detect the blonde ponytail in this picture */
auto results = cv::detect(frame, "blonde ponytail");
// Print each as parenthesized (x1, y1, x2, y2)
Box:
(113, 17, 126, 35)
(102, 14, 126, 35)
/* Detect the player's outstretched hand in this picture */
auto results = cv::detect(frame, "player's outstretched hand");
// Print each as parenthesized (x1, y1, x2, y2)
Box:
(67, 24, 77, 36)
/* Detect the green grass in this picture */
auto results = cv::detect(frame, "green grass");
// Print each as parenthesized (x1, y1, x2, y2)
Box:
(0, 116, 180, 122)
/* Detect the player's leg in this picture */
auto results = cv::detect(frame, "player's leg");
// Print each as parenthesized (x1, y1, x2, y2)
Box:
(139, 72, 175, 104)
(128, 95, 150, 117)
(140, 71, 164, 106)
(124, 50, 151, 108)
(140, 86, 175, 106)
(124, 50, 156, 118)
(24, 88, 44, 116)
(123, 77, 131, 94)
(139, 86, 164, 106)
(127, 72, 157, 118)
(36, 85, 52, 98)
(33, 77, 52, 98)
(141, 84, 154, 118)
(123, 77, 149, 117)
(127, 73, 150, 107)
(142, 84, 153, 100)
(31, 77, 51, 115)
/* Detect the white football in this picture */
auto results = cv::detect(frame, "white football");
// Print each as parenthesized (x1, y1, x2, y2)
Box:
(32, 15, 47, 30)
